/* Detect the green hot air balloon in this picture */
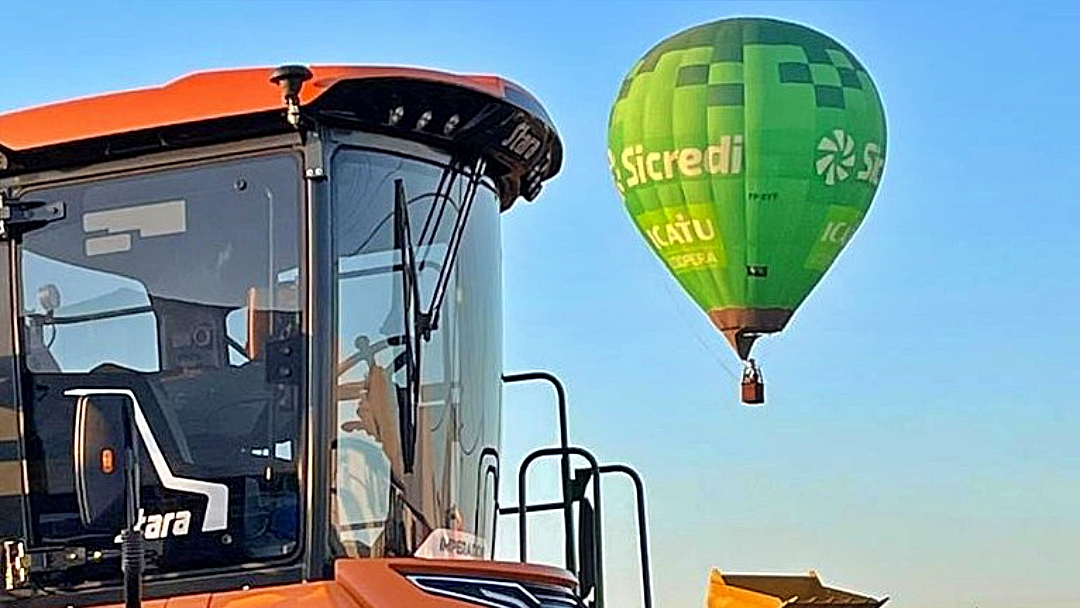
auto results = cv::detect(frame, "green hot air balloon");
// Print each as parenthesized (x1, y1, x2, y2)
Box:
(607, 17, 886, 402)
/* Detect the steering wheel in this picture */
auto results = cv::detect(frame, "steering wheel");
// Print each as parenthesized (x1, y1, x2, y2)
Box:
(337, 333, 412, 406)
(337, 334, 410, 377)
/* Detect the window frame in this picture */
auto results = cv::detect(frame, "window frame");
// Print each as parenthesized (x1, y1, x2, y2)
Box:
(326, 138, 504, 560)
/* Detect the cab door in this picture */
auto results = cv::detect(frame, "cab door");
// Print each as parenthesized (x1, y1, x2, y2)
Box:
(2, 151, 308, 596)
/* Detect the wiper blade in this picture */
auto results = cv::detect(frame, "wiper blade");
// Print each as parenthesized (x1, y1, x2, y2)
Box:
(393, 179, 420, 474)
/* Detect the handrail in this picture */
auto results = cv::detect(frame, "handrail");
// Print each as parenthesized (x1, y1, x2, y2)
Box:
(474, 446, 500, 559)
(517, 446, 604, 608)
(500, 371, 652, 608)
(597, 464, 653, 608)
(502, 371, 574, 572)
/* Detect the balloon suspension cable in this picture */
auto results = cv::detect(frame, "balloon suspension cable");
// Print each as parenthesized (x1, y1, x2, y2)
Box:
(658, 277, 739, 381)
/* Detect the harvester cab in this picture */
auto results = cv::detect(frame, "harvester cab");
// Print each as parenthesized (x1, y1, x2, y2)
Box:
(0, 66, 651, 607)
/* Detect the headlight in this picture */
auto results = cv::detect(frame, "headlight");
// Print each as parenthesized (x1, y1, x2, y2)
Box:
(407, 574, 583, 608)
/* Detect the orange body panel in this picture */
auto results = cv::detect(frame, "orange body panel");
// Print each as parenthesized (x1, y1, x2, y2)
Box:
(93, 559, 576, 608)
(0, 65, 508, 151)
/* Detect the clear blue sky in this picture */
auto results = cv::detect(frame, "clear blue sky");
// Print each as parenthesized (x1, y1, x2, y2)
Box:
(2, 1, 1078, 607)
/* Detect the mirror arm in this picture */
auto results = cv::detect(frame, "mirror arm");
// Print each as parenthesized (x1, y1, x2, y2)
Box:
(119, 403, 143, 608)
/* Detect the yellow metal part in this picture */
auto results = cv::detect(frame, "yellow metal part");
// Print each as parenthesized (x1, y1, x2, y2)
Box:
(705, 569, 783, 608)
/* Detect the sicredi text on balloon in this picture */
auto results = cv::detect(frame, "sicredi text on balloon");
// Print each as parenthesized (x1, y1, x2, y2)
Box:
(608, 134, 743, 193)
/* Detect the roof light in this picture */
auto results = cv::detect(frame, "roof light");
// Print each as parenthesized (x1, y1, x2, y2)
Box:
(444, 114, 461, 135)
(416, 110, 432, 130)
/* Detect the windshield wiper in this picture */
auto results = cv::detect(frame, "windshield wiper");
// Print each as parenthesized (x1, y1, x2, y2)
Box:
(390, 157, 486, 474)
(393, 178, 421, 475)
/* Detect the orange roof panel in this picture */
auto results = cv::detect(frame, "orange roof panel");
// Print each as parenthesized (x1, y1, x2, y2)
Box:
(0, 65, 510, 151)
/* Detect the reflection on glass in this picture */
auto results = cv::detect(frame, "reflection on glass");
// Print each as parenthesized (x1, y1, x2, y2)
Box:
(332, 149, 503, 559)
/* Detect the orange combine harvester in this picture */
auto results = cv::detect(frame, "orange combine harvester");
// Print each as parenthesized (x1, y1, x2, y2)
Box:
(0, 65, 652, 607)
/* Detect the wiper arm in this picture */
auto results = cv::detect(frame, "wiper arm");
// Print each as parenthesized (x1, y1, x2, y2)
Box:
(420, 156, 486, 340)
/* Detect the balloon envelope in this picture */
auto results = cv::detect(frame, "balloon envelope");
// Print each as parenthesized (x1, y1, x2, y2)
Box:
(608, 17, 886, 359)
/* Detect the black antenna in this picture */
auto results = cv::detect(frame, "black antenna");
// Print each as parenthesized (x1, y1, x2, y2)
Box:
(269, 65, 314, 128)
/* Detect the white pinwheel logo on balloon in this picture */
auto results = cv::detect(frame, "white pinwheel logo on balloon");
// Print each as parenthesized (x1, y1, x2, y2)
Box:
(816, 129, 857, 186)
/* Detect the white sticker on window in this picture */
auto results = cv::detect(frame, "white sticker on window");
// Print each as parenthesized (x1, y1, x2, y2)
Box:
(83, 199, 187, 256)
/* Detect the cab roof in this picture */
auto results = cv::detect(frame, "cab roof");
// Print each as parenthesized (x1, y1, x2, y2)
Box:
(0, 65, 551, 150)
(0, 65, 562, 207)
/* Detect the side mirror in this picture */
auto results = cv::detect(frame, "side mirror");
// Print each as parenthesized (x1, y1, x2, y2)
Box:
(577, 497, 597, 604)
(71, 389, 146, 607)
(73, 393, 138, 533)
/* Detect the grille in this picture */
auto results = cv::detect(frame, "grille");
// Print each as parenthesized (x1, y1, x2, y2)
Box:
(407, 574, 584, 608)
